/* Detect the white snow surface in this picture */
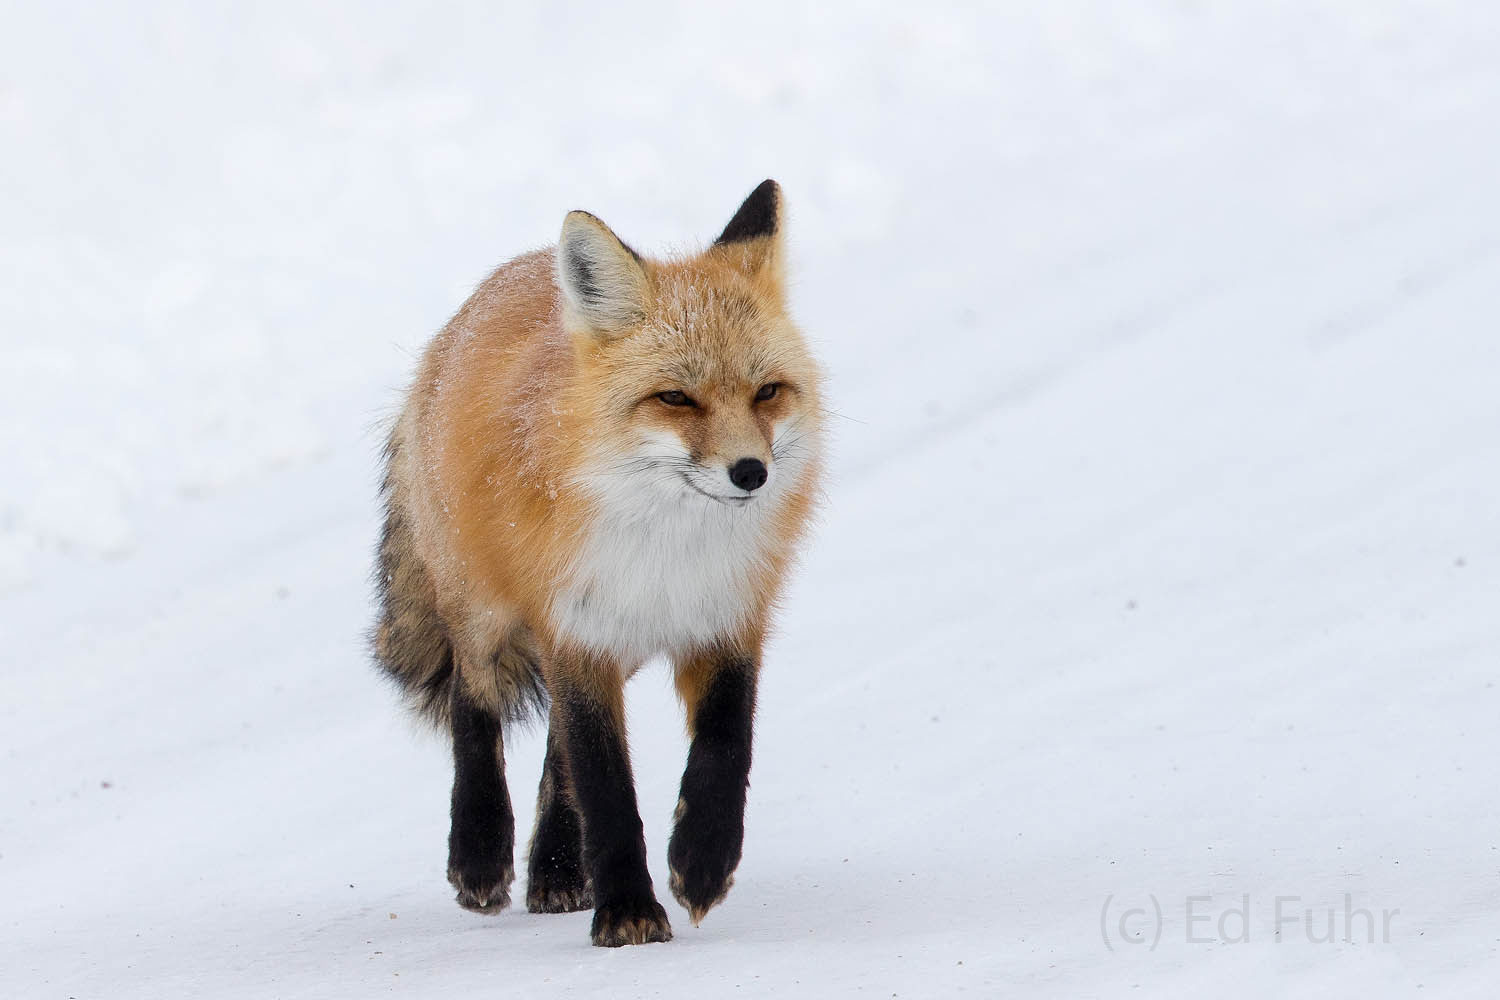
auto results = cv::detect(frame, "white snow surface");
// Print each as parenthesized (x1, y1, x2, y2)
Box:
(4, 2, 1500, 996)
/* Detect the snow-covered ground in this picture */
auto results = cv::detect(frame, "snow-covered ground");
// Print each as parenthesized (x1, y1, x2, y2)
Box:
(4, 2, 1499, 995)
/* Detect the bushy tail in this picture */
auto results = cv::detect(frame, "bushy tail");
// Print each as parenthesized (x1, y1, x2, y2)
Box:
(371, 426, 456, 725)
(373, 493, 455, 725)
(371, 429, 546, 728)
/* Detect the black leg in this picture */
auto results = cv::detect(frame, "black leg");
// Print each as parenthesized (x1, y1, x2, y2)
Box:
(525, 720, 592, 913)
(553, 669, 671, 946)
(446, 679, 515, 912)
(668, 651, 757, 925)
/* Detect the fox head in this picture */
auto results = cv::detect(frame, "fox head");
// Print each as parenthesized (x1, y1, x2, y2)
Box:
(557, 180, 824, 511)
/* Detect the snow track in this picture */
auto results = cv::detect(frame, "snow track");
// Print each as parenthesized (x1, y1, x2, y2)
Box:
(3, 3, 1498, 996)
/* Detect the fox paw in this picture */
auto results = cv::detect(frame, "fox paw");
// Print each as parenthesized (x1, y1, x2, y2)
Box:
(668, 865, 735, 927)
(527, 874, 594, 914)
(668, 798, 743, 926)
(448, 860, 514, 914)
(590, 895, 673, 947)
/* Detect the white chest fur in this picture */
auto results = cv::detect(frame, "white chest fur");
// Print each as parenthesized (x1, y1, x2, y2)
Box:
(549, 480, 778, 666)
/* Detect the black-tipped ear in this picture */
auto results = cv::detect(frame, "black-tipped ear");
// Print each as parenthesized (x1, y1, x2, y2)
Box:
(715, 179, 781, 246)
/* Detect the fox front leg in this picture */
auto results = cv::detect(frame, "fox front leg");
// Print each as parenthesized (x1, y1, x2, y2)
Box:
(668, 647, 758, 925)
(551, 654, 672, 946)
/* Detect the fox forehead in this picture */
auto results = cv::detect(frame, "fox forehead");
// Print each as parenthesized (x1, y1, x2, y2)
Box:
(617, 279, 806, 389)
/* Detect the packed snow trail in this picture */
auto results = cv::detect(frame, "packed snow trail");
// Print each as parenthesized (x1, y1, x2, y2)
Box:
(3, 3, 1499, 996)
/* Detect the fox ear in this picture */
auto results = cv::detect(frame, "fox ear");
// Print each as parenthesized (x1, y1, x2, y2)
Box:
(557, 211, 649, 336)
(714, 179, 783, 283)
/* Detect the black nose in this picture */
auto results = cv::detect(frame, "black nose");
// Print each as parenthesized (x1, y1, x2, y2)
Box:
(729, 457, 768, 492)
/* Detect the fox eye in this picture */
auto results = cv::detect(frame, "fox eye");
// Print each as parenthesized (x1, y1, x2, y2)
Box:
(755, 382, 781, 402)
(656, 390, 696, 407)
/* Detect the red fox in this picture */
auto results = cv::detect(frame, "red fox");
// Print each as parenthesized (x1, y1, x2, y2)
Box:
(373, 180, 825, 946)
